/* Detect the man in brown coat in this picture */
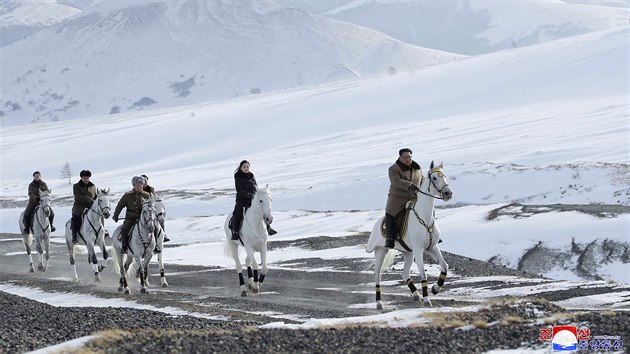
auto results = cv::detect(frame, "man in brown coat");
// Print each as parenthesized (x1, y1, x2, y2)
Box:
(71, 170, 97, 243)
(113, 176, 151, 254)
(23, 171, 55, 234)
(384, 148, 422, 248)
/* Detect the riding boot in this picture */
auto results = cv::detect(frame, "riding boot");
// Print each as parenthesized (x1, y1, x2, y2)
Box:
(121, 228, 129, 254)
(231, 231, 240, 241)
(267, 224, 277, 236)
(384, 213, 396, 249)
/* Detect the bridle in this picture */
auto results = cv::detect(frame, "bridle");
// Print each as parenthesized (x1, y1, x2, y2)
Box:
(416, 168, 449, 200)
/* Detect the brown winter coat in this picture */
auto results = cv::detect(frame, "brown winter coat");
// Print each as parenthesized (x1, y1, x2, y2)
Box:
(113, 190, 151, 231)
(385, 160, 422, 217)
(72, 180, 96, 216)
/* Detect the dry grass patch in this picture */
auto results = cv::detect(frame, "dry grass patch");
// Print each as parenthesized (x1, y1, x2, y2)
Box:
(473, 320, 489, 329)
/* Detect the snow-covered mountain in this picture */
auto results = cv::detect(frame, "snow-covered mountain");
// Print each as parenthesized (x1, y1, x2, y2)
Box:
(0, 0, 460, 126)
(277, 0, 629, 55)
(0, 0, 80, 47)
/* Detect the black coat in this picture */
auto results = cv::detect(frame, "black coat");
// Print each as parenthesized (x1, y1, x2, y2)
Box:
(234, 170, 257, 203)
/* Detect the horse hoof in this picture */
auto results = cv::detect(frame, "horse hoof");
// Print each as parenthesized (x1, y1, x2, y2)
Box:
(376, 301, 383, 310)
(412, 293, 420, 302)
(247, 284, 259, 294)
(117, 287, 123, 293)
(162, 283, 169, 288)
(422, 298, 432, 307)
(141, 288, 147, 294)
(431, 284, 440, 295)
(124, 288, 130, 294)
(37, 264, 44, 272)
(98, 265, 105, 273)
(29, 265, 35, 273)
(240, 290, 247, 297)
(94, 274, 101, 282)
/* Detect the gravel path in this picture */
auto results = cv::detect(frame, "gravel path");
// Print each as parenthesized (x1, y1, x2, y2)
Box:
(0, 231, 628, 353)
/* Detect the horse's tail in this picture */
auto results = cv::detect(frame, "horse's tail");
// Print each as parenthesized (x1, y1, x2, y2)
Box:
(382, 249, 395, 272)
(112, 243, 120, 275)
(224, 238, 239, 259)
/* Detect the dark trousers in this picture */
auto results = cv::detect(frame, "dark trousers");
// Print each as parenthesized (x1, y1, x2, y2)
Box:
(231, 201, 250, 235)
(71, 214, 82, 235)
(24, 203, 55, 230)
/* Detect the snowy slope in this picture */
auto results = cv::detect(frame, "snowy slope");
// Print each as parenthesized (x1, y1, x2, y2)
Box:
(0, 0, 80, 46)
(1, 26, 628, 283)
(277, 0, 630, 55)
(0, 0, 460, 126)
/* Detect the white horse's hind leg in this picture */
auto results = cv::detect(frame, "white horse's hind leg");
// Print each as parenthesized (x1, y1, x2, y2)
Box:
(374, 247, 388, 310)
(43, 234, 50, 271)
(426, 246, 449, 295)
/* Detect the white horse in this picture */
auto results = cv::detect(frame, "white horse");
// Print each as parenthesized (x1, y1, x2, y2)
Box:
(366, 161, 453, 309)
(224, 186, 273, 296)
(19, 189, 53, 272)
(147, 195, 168, 288)
(112, 198, 156, 294)
(65, 188, 111, 282)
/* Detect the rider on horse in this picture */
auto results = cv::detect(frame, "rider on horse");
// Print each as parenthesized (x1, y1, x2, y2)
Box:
(384, 148, 422, 249)
(141, 174, 169, 243)
(23, 171, 55, 234)
(71, 170, 96, 243)
(231, 160, 276, 241)
(113, 176, 151, 254)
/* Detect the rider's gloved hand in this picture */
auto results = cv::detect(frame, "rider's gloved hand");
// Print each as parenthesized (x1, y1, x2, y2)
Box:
(409, 184, 420, 192)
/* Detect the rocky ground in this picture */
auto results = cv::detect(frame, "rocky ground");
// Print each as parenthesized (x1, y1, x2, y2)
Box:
(0, 231, 628, 353)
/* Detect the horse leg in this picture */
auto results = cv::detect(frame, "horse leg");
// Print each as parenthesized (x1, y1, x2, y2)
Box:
(138, 254, 148, 294)
(87, 244, 100, 282)
(413, 250, 431, 307)
(43, 233, 50, 272)
(158, 251, 168, 287)
(36, 236, 45, 272)
(401, 250, 420, 301)
(98, 240, 108, 273)
(426, 246, 449, 295)
(23, 234, 34, 273)
(258, 246, 268, 287)
(244, 247, 259, 294)
(373, 247, 387, 310)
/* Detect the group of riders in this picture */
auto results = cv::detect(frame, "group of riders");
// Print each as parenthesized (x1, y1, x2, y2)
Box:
(23, 148, 423, 253)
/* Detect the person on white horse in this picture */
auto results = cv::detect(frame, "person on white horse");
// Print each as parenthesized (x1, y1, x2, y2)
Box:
(141, 174, 170, 244)
(71, 170, 96, 244)
(22, 171, 55, 234)
(384, 148, 423, 249)
(230, 160, 276, 241)
(112, 176, 152, 254)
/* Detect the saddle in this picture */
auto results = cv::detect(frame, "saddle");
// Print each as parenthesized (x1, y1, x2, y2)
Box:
(380, 201, 416, 240)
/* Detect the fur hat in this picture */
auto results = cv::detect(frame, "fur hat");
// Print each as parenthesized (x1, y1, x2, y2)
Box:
(131, 176, 145, 186)
(79, 170, 92, 177)
(33, 171, 41, 176)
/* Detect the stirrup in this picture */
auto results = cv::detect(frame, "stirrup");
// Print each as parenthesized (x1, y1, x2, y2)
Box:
(384, 238, 395, 249)
(153, 246, 161, 254)
(164, 236, 170, 242)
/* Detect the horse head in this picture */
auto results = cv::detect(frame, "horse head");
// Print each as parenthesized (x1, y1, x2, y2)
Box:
(255, 185, 273, 225)
(153, 195, 166, 226)
(95, 188, 111, 219)
(39, 189, 52, 217)
(141, 199, 155, 234)
(428, 161, 453, 201)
